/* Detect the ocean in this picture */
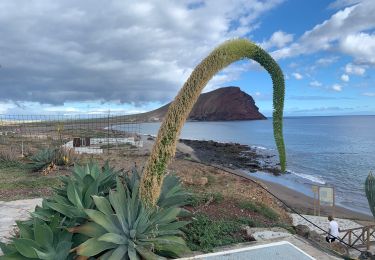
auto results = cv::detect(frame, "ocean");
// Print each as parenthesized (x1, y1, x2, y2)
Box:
(125, 116, 375, 215)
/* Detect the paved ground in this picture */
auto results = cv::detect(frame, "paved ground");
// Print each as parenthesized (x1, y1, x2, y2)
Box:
(291, 213, 364, 243)
(0, 198, 42, 244)
(181, 235, 341, 260)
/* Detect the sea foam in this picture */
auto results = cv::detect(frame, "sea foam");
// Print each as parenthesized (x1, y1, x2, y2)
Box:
(286, 170, 326, 185)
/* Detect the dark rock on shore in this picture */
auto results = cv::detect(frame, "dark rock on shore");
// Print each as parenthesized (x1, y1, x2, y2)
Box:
(179, 139, 281, 175)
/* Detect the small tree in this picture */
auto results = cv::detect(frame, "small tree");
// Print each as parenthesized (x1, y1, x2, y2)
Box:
(140, 39, 286, 206)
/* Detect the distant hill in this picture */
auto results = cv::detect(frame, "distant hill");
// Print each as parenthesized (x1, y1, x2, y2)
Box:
(133, 87, 266, 122)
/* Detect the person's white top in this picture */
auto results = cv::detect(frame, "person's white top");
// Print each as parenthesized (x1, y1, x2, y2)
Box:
(329, 220, 339, 238)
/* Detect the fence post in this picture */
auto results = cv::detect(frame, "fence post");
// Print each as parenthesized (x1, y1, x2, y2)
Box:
(107, 111, 110, 155)
(367, 227, 370, 250)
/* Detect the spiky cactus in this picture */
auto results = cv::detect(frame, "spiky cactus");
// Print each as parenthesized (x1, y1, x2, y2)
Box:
(140, 39, 286, 206)
(365, 171, 375, 218)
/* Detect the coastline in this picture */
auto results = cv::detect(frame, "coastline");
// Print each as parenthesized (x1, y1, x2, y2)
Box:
(174, 138, 374, 222)
(249, 173, 373, 222)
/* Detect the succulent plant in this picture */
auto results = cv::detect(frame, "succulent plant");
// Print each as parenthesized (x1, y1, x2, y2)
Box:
(141, 38, 286, 206)
(0, 217, 73, 260)
(25, 148, 58, 172)
(124, 166, 191, 209)
(365, 171, 375, 218)
(42, 161, 119, 222)
(72, 178, 190, 259)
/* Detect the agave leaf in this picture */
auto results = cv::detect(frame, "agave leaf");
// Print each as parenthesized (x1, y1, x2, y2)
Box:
(127, 242, 140, 260)
(0, 242, 17, 255)
(157, 221, 190, 231)
(67, 181, 83, 209)
(45, 201, 85, 219)
(152, 208, 180, 225)
(34, 248, 54, 260)
(109, 188, 129, 233)
(151, 236, 190, 257)
(98, 233, 128, 245)
(51, 194, 71, 206)
(108, 245, 128, 260)
(92, 196, 113, 216)
(13, 238, 40, 258)
(0, 252, 26, 259)
(15, 221, 33, 239)
(85, 209, 120, 233)
(136, 245, 167, 260)
(34, 220, 53, 248)
(83, 181, 98, 208)
(99, 249, 115, 260)
(76, 238, 115, 257)
(158, 195, 189, 208)
(55, 241, 73, 260)
(70, 222, 107, 238)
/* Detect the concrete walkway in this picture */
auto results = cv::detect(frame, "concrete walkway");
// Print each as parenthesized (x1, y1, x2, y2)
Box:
(291, 213, 365, 244)
(0, 198, 42, 243)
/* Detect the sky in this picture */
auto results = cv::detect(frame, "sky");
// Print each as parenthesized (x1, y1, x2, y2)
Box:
(0, 0, 374, 117)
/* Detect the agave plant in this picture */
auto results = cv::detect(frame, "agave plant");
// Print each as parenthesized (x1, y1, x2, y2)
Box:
(365, 171, 375, 218)
(72, 179, 190, 259)
(0, 217, 73, 260)
(25, 148, 58, 172)
(124, 166, 191, 209)
(41, 161, 119, 221)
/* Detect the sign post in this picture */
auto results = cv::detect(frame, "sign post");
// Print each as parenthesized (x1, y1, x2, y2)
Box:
(312, 185, 335, 217)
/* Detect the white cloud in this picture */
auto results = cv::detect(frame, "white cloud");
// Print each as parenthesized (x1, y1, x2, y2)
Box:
(332, 84, 343, 92)
(292, 72, 303, 80)
(309, 80, 323, 87)
(261, 30, 294, 49)
(272, 0, 375, 65)
(362, 92, 375, 96)
(340, 33, 375, 64)
(0, 0, 284, 105)
(341, 74, 350, 82)
(0, 102, 16, 113)
(345, 63, 366, 75)
(316, 56, 339, 65)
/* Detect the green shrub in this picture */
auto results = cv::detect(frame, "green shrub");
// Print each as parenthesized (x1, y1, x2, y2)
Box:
(182, 214, 245, 252)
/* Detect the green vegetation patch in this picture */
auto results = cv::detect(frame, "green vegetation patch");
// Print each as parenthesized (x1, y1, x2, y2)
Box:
(237, 200, 279, 221)
(187, 191, 224, 207)
(0, 167, 61, 200)
(182, 214, 249, 252)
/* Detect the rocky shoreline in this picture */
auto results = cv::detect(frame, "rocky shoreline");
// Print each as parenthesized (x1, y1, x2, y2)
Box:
(178, 139, 282, 175)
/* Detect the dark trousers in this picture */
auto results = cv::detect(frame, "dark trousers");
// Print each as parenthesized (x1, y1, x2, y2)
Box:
(326, 236, 336, 243)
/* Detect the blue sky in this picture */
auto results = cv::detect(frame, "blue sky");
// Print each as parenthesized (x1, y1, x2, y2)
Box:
(0, 0, 374, 117)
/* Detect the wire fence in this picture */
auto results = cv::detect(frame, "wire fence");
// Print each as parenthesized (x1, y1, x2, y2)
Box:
(0, 113, 141, 157)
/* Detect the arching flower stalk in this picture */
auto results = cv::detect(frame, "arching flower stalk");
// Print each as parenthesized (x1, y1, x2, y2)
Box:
(140, 39, 286, 206)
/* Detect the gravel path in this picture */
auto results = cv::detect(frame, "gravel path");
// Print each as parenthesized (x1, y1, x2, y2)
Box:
(0, 198, 42, 244)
